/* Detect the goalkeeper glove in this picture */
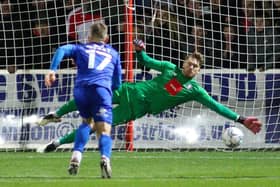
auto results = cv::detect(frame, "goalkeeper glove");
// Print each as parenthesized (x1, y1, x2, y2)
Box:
(133, 39, 145, 51)
(237, 116, 262, 134)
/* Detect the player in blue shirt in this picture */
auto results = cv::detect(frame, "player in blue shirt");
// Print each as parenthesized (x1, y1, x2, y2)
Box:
(45, 22, 122, 178)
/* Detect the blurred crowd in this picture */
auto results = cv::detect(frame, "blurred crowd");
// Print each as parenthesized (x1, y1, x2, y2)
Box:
(0, 0, 280, 73)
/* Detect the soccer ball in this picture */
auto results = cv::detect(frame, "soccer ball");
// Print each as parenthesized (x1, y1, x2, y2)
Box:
(222, 127, 244, 148)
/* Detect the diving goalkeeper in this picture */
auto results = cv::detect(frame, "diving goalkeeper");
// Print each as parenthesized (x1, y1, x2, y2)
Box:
(38, 39, 262, 152)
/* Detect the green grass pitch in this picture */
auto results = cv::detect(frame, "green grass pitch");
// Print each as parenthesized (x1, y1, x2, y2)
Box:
(0, 151, 280, 187)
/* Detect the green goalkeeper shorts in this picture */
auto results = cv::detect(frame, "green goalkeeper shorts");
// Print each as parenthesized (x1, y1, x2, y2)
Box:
(112, 82, 148, 126)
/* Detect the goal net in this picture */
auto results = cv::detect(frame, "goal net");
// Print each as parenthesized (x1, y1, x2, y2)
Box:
(0, 0, 279, 151)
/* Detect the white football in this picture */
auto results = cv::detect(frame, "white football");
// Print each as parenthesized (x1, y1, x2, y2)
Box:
(222, 127, 244, 148)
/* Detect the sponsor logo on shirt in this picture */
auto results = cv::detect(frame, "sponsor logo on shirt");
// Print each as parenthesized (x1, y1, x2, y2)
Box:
(164, 78, 182, 96)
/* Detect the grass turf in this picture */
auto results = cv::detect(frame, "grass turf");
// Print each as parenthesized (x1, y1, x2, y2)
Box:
(0, 151, 280, 187)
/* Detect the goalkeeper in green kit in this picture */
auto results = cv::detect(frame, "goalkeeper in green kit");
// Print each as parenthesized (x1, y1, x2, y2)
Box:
(38, 39, 262, 152)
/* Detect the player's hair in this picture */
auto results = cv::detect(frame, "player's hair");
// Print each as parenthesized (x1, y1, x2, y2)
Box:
(186, 52, 204, 67)
(89, 22, 108, 41)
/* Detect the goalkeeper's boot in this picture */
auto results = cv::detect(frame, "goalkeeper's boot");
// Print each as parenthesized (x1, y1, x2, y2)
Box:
(100, 156, 112, 178)
(68, 159, 80, 176)
(37, 112, 62, 126)
(43, 141, 59, 153)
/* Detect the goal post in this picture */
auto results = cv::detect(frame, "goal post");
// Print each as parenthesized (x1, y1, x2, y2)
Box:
(0, 0, 279, 151)
(123, 0, 135, 151)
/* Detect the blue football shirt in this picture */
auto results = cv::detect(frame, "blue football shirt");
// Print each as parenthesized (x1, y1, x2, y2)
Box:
(50, 42, 122, 91)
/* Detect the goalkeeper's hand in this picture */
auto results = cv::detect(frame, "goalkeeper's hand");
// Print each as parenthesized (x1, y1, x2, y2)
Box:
(133, 39, 145, 51)
(237, 116, 262, 134)
(45, 70, 56, 87)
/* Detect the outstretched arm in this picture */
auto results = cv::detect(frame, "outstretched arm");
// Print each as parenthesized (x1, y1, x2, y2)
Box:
(50, 44, 75, 71)
(45, 44, 75, 87)
(133, 39, 176, 72)
(196, 88, 262, 134)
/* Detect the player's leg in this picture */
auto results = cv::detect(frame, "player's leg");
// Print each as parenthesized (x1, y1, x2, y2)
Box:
(69, 118, 93, 175)
(68, 86, 93, 175)
(40, 129, 77, 153)
(41, 107, 122, 153)
(39, 87, 123, 152)
(42, 111, 117, 153)
(91, 87, 113, 178)
(95, 122, 112, 178)
(37, 99, 77, 126)
(41, 123, 98, 153)
(38, 86, 125, 153)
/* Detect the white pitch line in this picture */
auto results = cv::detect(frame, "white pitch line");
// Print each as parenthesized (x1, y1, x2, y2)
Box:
(25, 154, 280, 160)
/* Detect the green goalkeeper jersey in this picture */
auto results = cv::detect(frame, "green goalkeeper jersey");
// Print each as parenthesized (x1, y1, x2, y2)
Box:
(130, 50, 239, 121)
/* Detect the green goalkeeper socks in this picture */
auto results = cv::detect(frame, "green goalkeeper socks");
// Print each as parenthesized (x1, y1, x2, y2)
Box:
(59, 129, 77, 144)
(56, 99, 78, 117)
